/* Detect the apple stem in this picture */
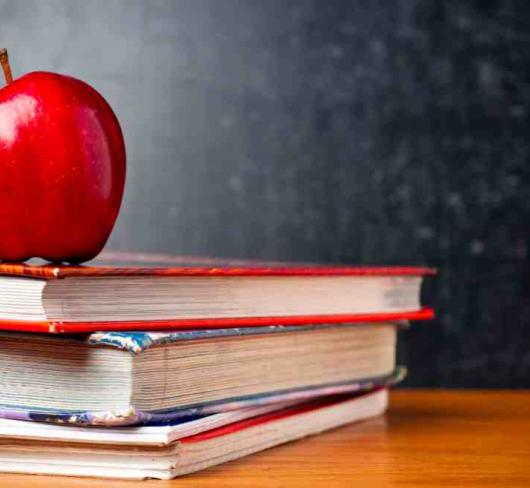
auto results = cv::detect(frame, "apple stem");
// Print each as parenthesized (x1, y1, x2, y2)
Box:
(0, 49, 13, 85)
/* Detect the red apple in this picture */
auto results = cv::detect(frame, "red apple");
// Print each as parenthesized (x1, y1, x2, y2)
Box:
(0, 49, 125, 263)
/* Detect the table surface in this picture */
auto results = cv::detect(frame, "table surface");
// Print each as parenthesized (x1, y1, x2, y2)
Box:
(3, 389, 530, 487)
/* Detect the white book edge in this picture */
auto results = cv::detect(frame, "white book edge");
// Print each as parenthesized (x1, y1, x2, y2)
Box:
(0, 398, 301, 446)
(0, 389, 388, 480)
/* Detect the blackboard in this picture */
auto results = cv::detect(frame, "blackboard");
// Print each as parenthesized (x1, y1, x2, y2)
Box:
(2, 0, 529, 386)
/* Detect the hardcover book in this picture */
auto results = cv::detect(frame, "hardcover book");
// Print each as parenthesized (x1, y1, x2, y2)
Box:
(0, 252, 435, 333)
(0, 323, 402, 426)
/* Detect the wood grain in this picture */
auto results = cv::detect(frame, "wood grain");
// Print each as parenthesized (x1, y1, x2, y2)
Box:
(3, 389, 530, 487)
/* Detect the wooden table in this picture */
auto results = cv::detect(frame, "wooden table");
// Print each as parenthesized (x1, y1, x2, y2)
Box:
(3, 390, 530, 487)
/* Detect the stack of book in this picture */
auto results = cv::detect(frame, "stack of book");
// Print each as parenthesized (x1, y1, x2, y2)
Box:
(0, 254, 434, 479)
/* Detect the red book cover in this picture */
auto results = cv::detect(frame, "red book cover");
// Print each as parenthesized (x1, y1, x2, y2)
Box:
(0, 251, 435, 333)
(181, 390, 381, 444)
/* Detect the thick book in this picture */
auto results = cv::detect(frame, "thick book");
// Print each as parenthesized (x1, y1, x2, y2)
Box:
(0, 323, 400, 426)
(0, 388, 387, 479)
(0, 252, 435, 333)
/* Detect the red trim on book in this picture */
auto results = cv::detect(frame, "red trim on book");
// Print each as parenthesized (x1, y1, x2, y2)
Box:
(0, 262, 436, 279)
(0, 308, 434, 333)
(182, 390, 380, 443)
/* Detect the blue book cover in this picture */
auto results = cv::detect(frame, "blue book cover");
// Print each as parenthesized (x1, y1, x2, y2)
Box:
(0, 326, 405, 427)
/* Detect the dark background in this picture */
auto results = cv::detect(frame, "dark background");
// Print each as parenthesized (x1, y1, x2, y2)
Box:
(2, 0, 529, 387)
